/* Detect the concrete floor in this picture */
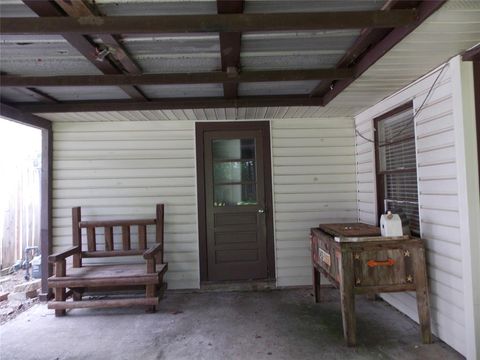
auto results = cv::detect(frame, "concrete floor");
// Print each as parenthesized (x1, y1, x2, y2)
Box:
(0, 288, 462, 360)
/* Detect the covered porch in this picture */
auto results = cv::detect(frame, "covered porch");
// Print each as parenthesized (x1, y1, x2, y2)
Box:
(1, 0, 479, 359)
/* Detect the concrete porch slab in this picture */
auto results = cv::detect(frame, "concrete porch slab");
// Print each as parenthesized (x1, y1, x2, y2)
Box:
(0, 288, 462, 360)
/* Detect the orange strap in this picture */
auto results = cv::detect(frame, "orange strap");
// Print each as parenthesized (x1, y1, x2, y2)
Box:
(367, 258, 395, 267)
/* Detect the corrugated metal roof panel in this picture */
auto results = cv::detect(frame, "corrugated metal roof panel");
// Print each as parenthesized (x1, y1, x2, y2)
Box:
(121, 34, 219, 55)
(239, 81, 318, 96)
(93, 0, 384, 15)
(241, 53, 342, 71)
(242, 30, 360, 53)
(34, 86, 131, 101)
(1, 36, 88, 59)
(96, 1, 217, 16)
(0, 87, 42, 102)
(121, 30, 357, 72)
(140, 84, 223, 98)
(0, 56, 103, 76)
(134, 54, 220, 73)
(244, 0, 384, 13)
(0, 0, 37, 17)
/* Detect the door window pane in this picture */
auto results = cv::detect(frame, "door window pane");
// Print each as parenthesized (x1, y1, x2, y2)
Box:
(213, 160, 256, 183)
(212, 139, 255, 160)
(214, 184, 257, 207)
(212, 138, 257, 207)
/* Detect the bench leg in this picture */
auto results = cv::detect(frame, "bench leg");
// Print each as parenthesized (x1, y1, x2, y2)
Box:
(54, 260, 67, 317)
(73, 289, 83, 301)
(145, 284, 157, 313)
(55, 287, 66, 317)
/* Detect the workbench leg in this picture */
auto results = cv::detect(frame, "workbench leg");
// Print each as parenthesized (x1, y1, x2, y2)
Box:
(313, 267, 321, 303)
(339, 252, 356, 346)
(413, 247, 432, 344)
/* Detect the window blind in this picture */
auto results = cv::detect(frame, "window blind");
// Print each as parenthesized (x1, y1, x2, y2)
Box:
(376, 107, 419, 235)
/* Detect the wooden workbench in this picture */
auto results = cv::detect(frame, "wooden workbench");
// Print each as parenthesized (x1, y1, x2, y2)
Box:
(310, 223, 431, 346)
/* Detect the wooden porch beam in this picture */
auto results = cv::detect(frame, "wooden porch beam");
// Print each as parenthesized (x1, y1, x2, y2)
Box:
(462, 43, 480, 62)
(217, 0, 244, 99)
(13, 95, 324, 113)
(22, 0, 148, 101)
(0, 69, 354, 87)
(1, 10, 418, 35)
(0, 102, 52, 129)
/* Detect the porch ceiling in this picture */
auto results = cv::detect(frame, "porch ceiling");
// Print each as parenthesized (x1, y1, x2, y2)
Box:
(0, 0, 479, 121)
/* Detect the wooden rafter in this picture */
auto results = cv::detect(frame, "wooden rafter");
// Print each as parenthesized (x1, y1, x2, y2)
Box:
(217, 0, 244, 99)
(1, 10, 418, 35)
(318, 0, 446, 106)
(310, 0, 419, 98)
(0, 68, 354, 87)
(22, 0, 148, 101)
(0, 2, 448, 112)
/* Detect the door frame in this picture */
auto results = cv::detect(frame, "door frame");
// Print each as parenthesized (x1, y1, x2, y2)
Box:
(195, 121, 275, 282)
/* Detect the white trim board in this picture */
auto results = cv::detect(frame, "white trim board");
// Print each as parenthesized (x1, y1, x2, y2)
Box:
(450, 56, 480, 360)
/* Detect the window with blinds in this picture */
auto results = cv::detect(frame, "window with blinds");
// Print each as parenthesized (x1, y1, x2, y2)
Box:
(374, 102, 419, 235)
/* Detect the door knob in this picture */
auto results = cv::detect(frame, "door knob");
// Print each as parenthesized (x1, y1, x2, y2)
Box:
(258, 209, 265, 214)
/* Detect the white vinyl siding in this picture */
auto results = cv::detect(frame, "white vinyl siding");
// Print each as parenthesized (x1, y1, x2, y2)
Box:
(271, 118, 357, 287)
(52, 117, 358, 291)
(52, 121, 199, 290)
(354, 59, 468, 355)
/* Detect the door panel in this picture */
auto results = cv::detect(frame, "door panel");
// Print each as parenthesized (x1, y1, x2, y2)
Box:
(204, 129, 268, 281)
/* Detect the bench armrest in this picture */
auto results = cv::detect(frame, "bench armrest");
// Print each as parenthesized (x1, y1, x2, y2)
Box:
(143, 243, 163, 260)
(49, 246, 81, 263)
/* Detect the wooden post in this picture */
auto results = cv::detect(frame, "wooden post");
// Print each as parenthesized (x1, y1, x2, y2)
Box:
(86, 226, 96, 252)
(413, 246, 432, 344)
(54, 259, 66, 316)
(156, 204, 164, 263)
(339, 250, 356, 346)
(104, 226, 113, 251)
(72, 207, 82, 267)
(138, 225, 147, 250)
(121, 225, 131, 250)
(146, 258, 156, 274)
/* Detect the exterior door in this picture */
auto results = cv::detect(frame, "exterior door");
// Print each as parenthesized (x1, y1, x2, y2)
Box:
(196, 122, 274, 282)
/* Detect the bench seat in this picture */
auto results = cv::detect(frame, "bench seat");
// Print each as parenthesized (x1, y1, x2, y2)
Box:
(48, 263, 168, 288)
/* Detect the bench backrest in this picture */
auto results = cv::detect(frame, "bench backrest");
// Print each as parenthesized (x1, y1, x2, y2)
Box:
(71, 204, 164, 267)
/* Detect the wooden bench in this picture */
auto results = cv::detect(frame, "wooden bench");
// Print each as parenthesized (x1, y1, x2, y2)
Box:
(48, 204, 168, 316)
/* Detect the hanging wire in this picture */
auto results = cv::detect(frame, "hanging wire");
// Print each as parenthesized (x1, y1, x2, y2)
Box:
(354, 62, 449, 144)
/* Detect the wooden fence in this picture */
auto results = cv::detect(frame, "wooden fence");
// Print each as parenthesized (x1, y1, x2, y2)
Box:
(0, 159, 41, 269)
